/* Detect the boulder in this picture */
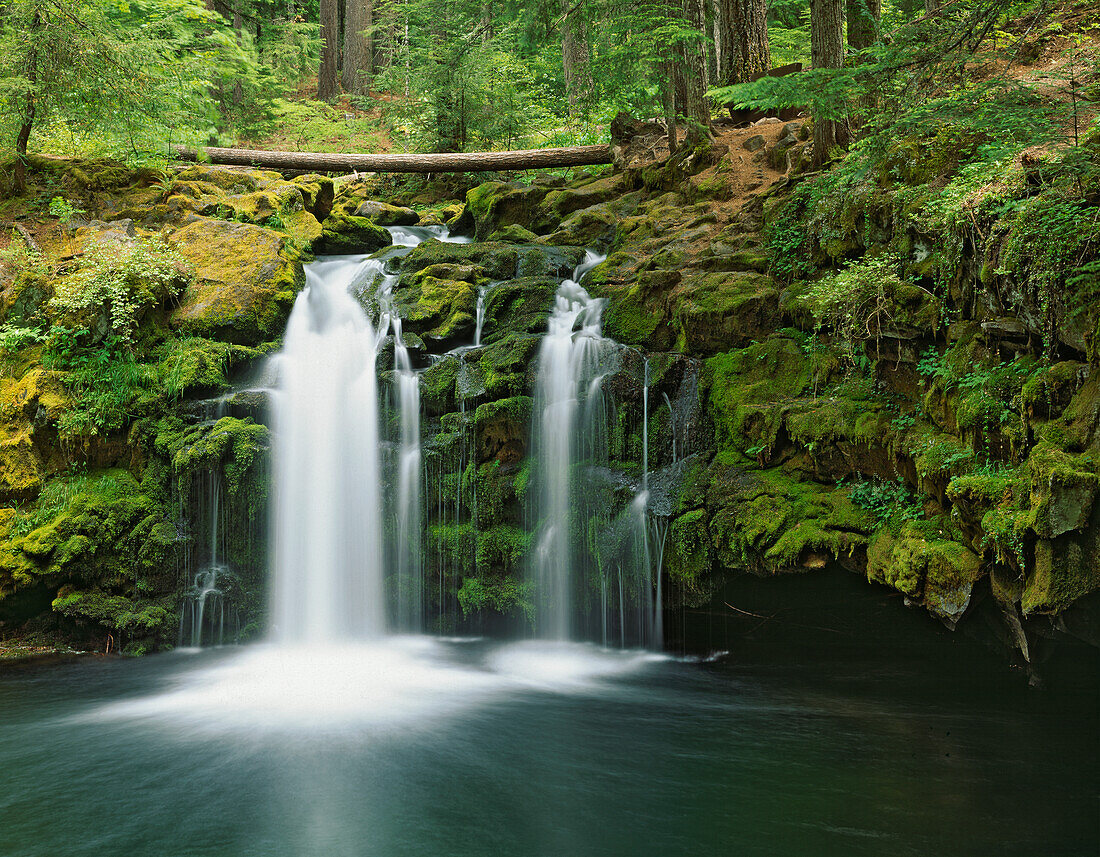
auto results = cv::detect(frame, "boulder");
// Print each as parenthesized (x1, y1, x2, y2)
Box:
(169, 218, 304, 344)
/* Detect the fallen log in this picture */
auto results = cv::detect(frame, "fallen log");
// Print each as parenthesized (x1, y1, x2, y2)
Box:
(172, 144, 612, 173)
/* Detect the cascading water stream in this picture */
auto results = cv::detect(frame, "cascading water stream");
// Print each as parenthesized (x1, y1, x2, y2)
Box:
(270, 255, 387, 642)
(530, 252, 612, 640)
(269, 226, 465, 643)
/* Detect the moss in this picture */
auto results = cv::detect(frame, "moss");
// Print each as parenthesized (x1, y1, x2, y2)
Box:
(1024, 525, 1100, 615)
(707, 466, 869, 574)
(1021, 361, 1087, 420)
(169, 218, 305, 345)
(475, 525, 532, 575)
(473, 396, 532, 464)
(1026, 441, 1099, 538)
(400, 239, 519, 281)
(674, 271, 781, 355)
(489, 223, 540, 244)
(465, 181, 550, 241)
(392, 274, 477, 345)
(667, 509, 711, 604)
(456, 574, 533, 621)
(0, 468, 178, 644)
(422, 355, 460, 416)
(0, 424, 44, 502)
(785, 396, 890, 447)
(317, 212, 392, 254)
(703, 336, 816, 460)
(479, 277, 559, 343)
(156, 337, 257, 397)
(866, 521, 982, 622)
(477, 334, 540, 400)
(161, 416, 269, 495)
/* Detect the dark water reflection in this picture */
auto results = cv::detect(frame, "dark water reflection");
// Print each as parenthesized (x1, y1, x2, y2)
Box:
(0, 640, 1096, 857)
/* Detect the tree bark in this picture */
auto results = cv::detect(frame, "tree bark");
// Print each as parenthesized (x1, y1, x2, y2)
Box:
(318, 0, 340, 100)
(561, 2, 592, 114)
(343, 0, 373, 94)
(727, 0, 769, 84)
(810, 0, 846, 166)
(680, 0, 710, 125)
(173, 144, 612, 172)
(846, 0, 880, 53)
(13, 7, 42, 195)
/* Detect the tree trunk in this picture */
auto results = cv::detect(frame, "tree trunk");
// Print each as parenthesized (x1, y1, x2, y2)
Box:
(846, 0, 880, 53)
(714, 0, 733, 83)
(727, 0, 769, 84)
(318, 0, 340, 101)
(561, 2, 592, 114)
(924, 0, 940, 13)
(343, 0, 373, 94)
(662, 62, 678, 157)
(810, 0, 846, 166)
(173, 143, 613, 172)
(13, 7, 42, 195)
(680, 0, 709, 125)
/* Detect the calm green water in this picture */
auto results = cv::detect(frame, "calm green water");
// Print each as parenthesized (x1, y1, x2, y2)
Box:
(0, 638, 1096, 857)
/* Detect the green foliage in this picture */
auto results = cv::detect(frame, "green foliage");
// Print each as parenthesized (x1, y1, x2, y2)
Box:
(0, 322, 43, 353)
(807, 254, 923, 361)
(49, 235, 189, 343)
(456, 575, 534, 622)
(846, 477, 924, 528)
(44, 333, 156, 437)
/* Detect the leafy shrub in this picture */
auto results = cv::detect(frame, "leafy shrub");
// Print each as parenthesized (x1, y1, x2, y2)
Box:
(49, 236, 190, 343)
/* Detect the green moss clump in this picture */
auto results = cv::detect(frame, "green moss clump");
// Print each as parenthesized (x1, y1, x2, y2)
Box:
(707, 466, 869, 573)
(667, 509, 711, 605)
(456, 574, 534, 622)
(866, 521, 982, 622)
(0, 468, 178, 646)
(169, 218, 305, 345)
(703, 335, 819, 460)
(474, 396, 532, 464)
(316, 212, 392, 254)
(159, 416, 269, 495)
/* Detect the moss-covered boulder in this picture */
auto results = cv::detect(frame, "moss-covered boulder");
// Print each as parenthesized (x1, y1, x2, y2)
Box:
(867, 523, 983, 623)
(169, 218, 305, 345)
(465, 181, 549, 240)
(353, 200, 419, 226)
(532, 174, 626, 232)
(0, 469, 178, 647)
(474, 397, 533, 464)
(0, 425, 43, 502)
(479, 277, 560, 343)
(674, 271, 781, 355)
(392, 266, 478, 347)
(317, 212, 393, 254)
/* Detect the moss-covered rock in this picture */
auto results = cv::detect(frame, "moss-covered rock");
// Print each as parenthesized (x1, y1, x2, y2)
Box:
(392, 269, 478, 347)
(0, 425, 43, 502)
(474, 396, 532, 464)
(169, 218, 305, 345)
(465, 181, 549, 240)
(674, 271, 781, 355)
(479, 277, 559, 343)
(0, 469, 178, 646)
(317, 212, 393, 254)
(867, 522, 983, 623)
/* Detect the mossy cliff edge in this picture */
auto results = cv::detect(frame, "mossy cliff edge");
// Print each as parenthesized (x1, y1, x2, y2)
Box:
(0, 114, 1097, 677)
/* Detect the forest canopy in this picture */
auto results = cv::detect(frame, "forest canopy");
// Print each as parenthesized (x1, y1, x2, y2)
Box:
(0, 0, 1096, 174)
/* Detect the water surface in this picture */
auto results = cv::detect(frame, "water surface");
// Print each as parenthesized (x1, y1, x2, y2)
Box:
(0, 640, 1095, 857)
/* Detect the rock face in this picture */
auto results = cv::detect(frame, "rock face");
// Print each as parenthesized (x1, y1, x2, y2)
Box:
(0, 133, 1097, 675)
(170, 219, 304, 344)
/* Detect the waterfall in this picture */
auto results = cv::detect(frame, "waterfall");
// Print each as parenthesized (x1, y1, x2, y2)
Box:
(268, 226, 466, 643)
(530, 252, 614, 640)
(270, 255, 387, 642)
